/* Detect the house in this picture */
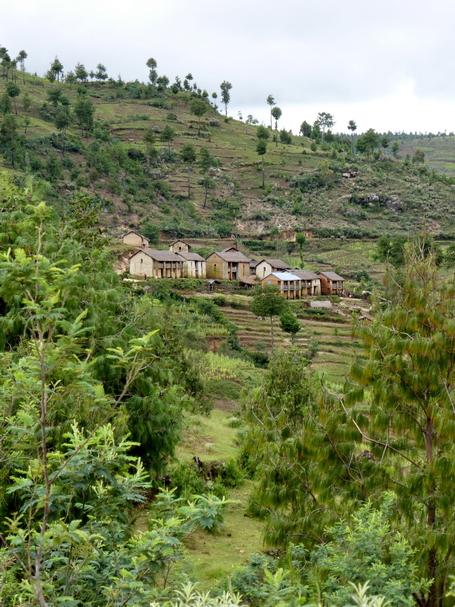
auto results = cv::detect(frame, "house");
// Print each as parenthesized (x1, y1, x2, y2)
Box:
(206, 250, 251, 280)
(169, 240, 191, 254)
(250, 259, 259, 276)
(261, 271, 302, 300)
(256, 258, 292, 279)
(129, 249, 184, 278)
(122, 230, 149, 248)
(317, 271, 345, 295)
(177, 252, 206, 278)
(290, 269, 321, 295)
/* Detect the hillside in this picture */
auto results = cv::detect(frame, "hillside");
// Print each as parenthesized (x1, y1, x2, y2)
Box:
(2, 73, 455, 242)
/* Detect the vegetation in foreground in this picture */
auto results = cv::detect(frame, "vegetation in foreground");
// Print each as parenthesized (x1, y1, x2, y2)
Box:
(3, 172, 455, 606)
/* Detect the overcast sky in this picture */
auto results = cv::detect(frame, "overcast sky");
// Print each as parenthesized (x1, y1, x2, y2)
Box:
(3, 0, 455, 134)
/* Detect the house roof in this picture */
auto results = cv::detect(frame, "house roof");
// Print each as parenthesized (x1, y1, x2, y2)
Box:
(170, 239, 188, 245)
(260, 258, 291, 270)
(290, 269, 319, 280)
(215, 251, 251, 263)
(264, 272, 301, 281)
(318, 271, 344, 281)
(239, 276, 259, 285)
(221, 246, 239, 253)
(133, 249, 183, 262)
(250, 259, 259, 268)
(122, 230, 147, 240)
(177, 252, 205, 262)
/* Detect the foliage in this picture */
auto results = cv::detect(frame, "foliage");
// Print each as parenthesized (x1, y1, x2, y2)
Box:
(279, 309, 300, 341)
(250, 284, 288, 351)
(310, 495, 425, 607)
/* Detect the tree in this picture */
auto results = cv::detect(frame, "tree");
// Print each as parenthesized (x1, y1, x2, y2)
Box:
(256, 139, 267, 189)
(199, 147, 219, 208)
(392, 141, 400, 158)
(180, 143, 196, 198)
(49, 56, 64, 81)
(316, 112, 335, 141)
(74, 62, 88, 82)
(160, 124, 175, 152)
(141, 220, 160, 245)
(0, 114, 20, 166)
(220, 81, 232, 117)
(156, 75, 169, 90)
(190, 98, 208, 136)
(201, 175, 216, 208)
(250, 284, 287, 352)
(47, 88, 63, 107)
(271, 106, 282, 147)
(279, 129, 292, 145)
(55, 107, 72, 154)
(381, 134, 390, 153)
(300, 120, 312, 138)
(247, 243, 455, 607)
(295, 232, 306, 267)
(279, 309, 300, 343)
(266, 94, 276, 128)
(413, 148, 425, 164)
(356, 128, 380, 155)
(95, 63, 108, 81)
(17, 49, 27, 83)
(6, 81, 20, 114)
(348, 120, 357, 153)
(256, 124, 270, 141)
(143, 127, 158, 166)
(73, 96, 95, 135)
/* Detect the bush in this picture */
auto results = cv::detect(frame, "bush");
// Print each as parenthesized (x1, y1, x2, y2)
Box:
(209, 119, 220, 127)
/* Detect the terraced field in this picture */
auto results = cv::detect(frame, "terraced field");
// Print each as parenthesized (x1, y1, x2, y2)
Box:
(218, 297, 367, 382)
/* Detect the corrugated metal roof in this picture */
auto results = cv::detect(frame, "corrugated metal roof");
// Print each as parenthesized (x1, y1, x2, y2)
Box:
(318, 271, 344, 281)
(140, 249, 184, 262)
(177, 252, 205, 261)
(268, 272, 301, 281)
(291, 269, 319, 280)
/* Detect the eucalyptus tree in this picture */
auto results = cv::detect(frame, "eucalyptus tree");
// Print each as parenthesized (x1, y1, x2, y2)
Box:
(347, 119, 357, 152)
(17, 50, 27, 82)
(220, 80, 232, 116)
(316, 111, 334, 141)
(266, 94, 276, 128)
(271, 106, 282, 146)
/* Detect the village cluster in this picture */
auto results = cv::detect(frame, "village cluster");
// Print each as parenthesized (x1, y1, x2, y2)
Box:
(124, 230, 345, 300)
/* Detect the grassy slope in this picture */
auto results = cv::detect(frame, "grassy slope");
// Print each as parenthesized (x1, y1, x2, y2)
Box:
(3, 74, 455, 240)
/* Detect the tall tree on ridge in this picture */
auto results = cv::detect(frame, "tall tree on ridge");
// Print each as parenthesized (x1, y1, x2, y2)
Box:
(271, 106, 282, 146)
(266, 94, 276, 128)
(220, 81, 232, 117)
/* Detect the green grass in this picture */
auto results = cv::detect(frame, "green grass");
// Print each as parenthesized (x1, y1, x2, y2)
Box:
(183, 481, 264, 590)
(176, 408, 243, 462)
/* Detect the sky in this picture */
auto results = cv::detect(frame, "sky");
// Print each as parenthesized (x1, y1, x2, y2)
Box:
(3, 0, 455, 135)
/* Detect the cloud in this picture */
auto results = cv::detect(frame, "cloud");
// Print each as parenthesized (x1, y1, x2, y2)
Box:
(3, 0, 455, 132)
